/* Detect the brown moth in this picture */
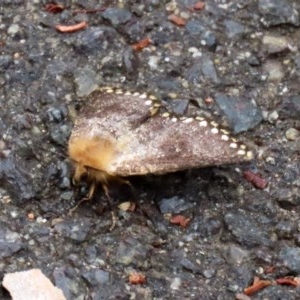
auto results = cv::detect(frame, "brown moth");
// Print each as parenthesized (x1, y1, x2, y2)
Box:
(68, 87, 253, 198)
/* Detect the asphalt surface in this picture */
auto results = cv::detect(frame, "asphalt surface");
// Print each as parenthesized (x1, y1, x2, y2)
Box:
(1, 1, 300, 299)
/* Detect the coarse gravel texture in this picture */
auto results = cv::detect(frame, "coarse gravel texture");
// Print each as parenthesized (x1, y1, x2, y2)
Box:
(1, 0, 300, 299)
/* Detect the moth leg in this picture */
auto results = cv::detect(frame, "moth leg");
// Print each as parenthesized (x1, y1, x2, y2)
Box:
(87, 181, 96, 199)
(101, 183, 117, 231)
(109, 211, 117, 231)
(114, 177, 137, 201)
(68, 181, 96, 215)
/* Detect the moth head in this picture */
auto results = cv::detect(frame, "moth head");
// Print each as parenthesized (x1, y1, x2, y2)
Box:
(72, 162, 111, 187)
(68, 135, 116, 185)
(72, 162, 88, 185)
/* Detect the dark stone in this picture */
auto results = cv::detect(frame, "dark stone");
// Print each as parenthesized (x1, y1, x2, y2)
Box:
(121, 19, 148, 41)
(0, 227, 25, 258)
(224, 212, 271, 248)
(279, 95, 300, 119)
(185, 55, 219, 84)
(192, 216, 223, 238)
(82, 269, 110, 286)
(201, 31, 217, 51)
(53, 218, 92, 242)
(185, 20, 217, 50)
(156, 77, 180, 91)
(167, 99, 189, 115)
(275, 221, 296, 239)
(258, 0, 300, 27)
(74, 26, 119, 53)
(122, 47, 140, 80)
(50, 124, 71, 146)
(46, 106, 68, 123)
(53, 267, 72, 300)
(215, 94, 263, 133)
(116, 238, 149, 267)
(158, 196, 193, 214)
(171, 249, 202, 274)
(278, 247, 300, 273)
(101, 8, 133, 27)
(180, 257, 202, 274)
(0, 156, 34, 204)
(185, 20, 205, 35)
(224, 20, 245, 39)
(0, 55, 13, 69)
(199, 54, 219, 83)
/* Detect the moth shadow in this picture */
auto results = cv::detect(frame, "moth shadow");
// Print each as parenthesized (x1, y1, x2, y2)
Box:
(72, 164, 247, 224)
(125, 165, 240, 204)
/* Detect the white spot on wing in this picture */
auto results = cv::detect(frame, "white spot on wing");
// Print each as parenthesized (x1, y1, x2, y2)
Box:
(221, 134, 229, 141)
(237, 149, 246, 156)
(199, 120, 208, 127)
(182, 118, 194, 123)
(139, 93, 147, 99)
(211, 127, 219, 134)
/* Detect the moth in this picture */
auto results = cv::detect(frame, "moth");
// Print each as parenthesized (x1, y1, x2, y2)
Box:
(68, 87, 253, 199)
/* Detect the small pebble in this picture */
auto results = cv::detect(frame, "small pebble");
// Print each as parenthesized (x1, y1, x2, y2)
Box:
(285, 128, 299, 141)
(267, 110, 279, 124)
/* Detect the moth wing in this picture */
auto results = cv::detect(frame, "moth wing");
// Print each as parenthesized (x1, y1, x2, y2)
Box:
(70, 89, 252, 177)
(108, 115, 251, 176)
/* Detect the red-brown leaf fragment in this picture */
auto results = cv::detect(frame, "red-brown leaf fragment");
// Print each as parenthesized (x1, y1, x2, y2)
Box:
(44, 2, 64, 13)
(128, 272, 146, 284)
(244, 278, 272, 296)
(253, 276, 260, 284)
(55, 21, 87, 33)
(264, 265, 275, 274)
(243, 170, 268, 189)
(132, 38, 151, 51)
(168, 14, 186, 26)
(27, 212, 35, 220)
(193, 2, 205, 10)
(276, 277, 300, 287)
(170, 215, 191, 228)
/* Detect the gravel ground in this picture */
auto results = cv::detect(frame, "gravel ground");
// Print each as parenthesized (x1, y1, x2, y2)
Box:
(1, 0, 300, 299)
